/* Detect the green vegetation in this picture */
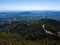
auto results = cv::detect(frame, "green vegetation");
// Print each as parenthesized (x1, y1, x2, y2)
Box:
(0, 19, 60, 45)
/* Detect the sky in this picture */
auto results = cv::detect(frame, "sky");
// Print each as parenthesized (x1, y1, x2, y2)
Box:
(0, 0, 60, 11)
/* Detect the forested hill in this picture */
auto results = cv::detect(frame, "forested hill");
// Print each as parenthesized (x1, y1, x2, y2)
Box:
(2, 19, 60, 40)
(0, 19, 60, 45)
(9, 19, 60, 33)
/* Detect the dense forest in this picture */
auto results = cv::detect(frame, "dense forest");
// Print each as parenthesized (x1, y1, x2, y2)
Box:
(0, 19, 60, 45)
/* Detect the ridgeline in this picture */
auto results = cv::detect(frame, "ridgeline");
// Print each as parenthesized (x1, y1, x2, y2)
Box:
(0, 19, 60, 45)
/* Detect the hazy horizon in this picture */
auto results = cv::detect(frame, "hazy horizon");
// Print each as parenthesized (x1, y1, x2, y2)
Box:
(0, 0, 60, 11)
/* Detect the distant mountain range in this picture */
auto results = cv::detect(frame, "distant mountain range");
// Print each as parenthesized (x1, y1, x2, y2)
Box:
(0, 11, 60, 22)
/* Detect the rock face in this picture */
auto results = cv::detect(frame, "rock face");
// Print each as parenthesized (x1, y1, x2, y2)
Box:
(58, 32, 60, 37)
